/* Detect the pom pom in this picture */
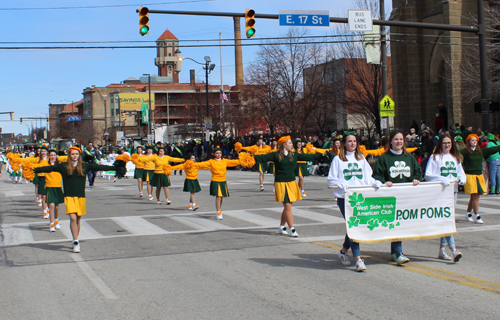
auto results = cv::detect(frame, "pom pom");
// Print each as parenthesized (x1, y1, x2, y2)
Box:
(122, 154, 131, 162)
(234, 142, 242, 152)
(6, 153, 13, 159)
(22, 161, 33, 171)
(131, 154, 139, 163)
(22, 169, 35, 181)
(112, 160, 127, 179)
(116, 155, 123, 161)
(305, 143, 316, 154)
(359, 145, 368, 157)
(249, 145, 258, 155)
(162, 164, 172, 176)
(239, 152, 255, 168)
(12, 164, 20, 172)
(184, 160, 194, 170)
(58, 155, 68, 163)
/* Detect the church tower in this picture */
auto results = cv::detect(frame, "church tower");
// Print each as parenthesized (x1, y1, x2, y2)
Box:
(155, 29, 180, 83)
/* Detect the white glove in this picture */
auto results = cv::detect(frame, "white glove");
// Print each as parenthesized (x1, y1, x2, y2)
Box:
(339, 183, 349, 192)
(458, 179, 466, 186)
(372, 181, 383, 189)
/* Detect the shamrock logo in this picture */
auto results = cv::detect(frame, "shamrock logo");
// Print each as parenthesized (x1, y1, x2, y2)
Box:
(389, 223, 395, 229)
(367, 218, 380, 231)
(343, 163, 363, 181)
(389, 161, 411, 179)
(440, 161, 458, 178)
(381, 220, 389, 227)
(347, 216, 360, 228)
(348, 192, 365, 207)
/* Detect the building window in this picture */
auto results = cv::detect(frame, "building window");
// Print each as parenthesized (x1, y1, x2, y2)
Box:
(168, 66, 172, 72)
(84, 94, 92, 118)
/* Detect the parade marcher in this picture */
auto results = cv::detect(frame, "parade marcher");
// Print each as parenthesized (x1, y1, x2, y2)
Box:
(461, 134, 500, 223)
(0, 150, 6, 177)
(266, 138, 278, 176)
(141, 146, 185, 204)
(424, 133, 466, 262)
(29, 147, 50, 218)
(34, 146, 125, 253)
(253, 136, 323, 237)
(192, 148, 244, 220)
(327, 132, 379, 271)
(372, 130, 423, 265)
(293, 139, 311, 197)
(45, 149, 65, 232)
(171, 154, 201, 211)
(485, 133, 500, 195)
(132, 146, 145, 197)
(84, 141, 101, 188)
(139, 145, 156, 200)
(235, 137, 271, 191)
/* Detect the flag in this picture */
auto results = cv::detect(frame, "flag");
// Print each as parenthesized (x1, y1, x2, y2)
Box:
(220, 89, 229, 103)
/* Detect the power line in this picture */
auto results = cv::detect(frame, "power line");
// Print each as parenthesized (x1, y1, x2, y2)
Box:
(0, 0, 214, 11)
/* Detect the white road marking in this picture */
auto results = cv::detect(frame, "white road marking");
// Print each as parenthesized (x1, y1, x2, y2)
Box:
(223, 210, 278, 228)
(170, 214, 229, 231)
(71, 254, 118, 300)
(111, 216, 168, 235)
(4, 190, 25, 197)
(1, 223, 34, 246)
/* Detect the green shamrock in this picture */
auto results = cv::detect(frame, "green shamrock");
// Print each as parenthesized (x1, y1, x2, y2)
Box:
(389, 223, 395, 229)
(396, 222, 400, 226)
(381, 220, 388, 227)
(348, 192, 365, 207)
(367, 218, 380, 231)
(343, 163, 363, 181)
(347, 216, 360, 228)
(440, 161, 458, 178)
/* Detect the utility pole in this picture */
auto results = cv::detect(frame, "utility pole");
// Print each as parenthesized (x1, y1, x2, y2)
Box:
(380, 0, 388, 133)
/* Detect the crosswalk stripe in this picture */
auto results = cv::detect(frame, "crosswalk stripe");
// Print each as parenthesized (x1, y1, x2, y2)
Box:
(79, 221, 105, 239)
(455, 204, 498, 214)
(456, 198, 500, 206)
(223, 210, 278, 228)
(4, 190, 25, 197)
(111, 216, 169, 235)
(289, 208, 346, 224)
(170, 214, 230, 231)
(2, 224, 34, 246)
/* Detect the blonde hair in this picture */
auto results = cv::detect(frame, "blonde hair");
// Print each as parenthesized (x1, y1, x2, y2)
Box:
(277, 142, 293, 162)
(66, 152, 84, 176)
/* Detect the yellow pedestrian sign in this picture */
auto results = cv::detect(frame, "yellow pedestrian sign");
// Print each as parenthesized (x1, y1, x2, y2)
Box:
(379, 95, 395, 117)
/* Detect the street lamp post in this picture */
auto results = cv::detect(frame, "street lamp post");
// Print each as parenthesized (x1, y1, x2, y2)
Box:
(177, 53, 216, 131)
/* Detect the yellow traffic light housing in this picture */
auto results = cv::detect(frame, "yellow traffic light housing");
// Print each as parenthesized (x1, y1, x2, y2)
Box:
(10, 112, 14, 120)
(20, 117, 23, 124)
(46, 117, 50, 123)
(139, 7, 149, 36)
(122, 113, 126, 121)
(245, 9, 256, 38)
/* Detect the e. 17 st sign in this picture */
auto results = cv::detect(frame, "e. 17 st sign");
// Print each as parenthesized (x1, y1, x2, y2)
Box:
(279, 10, 329, 27)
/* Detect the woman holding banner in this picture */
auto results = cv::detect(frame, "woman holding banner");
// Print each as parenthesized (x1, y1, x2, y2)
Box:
(372, 130, 422, 266)
(425, 133, 466, 262)
(460, 134, 500, 224)
(328, 132, 380, 272)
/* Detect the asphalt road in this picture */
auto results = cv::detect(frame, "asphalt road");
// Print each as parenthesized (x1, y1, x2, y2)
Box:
(1, 168, 499, 319)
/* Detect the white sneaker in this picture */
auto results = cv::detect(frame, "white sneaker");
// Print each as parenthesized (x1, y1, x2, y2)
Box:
(49, 224, 56, 232)
(43, 214, 49, 219)
(139, 192, 143, 198)
(452, 250, 463, 263)
(338, 251, 351, 266)
(302, 190, 307, 197)
(55, 221, 61, 229)
(193, 204, 199, 211)
(466, 213, 473, 222)
(73, 241, 81, 253)
(279, 226, 288, 235)
(166, 199, 171, 205)
(438, 248, 452, 260)
(149, 195, 154, 201)
(156, 200, 162, 204)
(217, 211, 223, 220)
(474, 214, 484, 224)
(260, 186, 264, 191)
(38, 201, 42, 207)
(189, 204, 194, 210)
(290, 228, 298, 237)
(355, 259, 366, 272)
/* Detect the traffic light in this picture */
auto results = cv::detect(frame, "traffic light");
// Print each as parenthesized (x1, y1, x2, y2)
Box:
(122, 113, 126, 121)
(20, 117, 23, 124)
(139, 7, 149, 36)
(46, 117, 49, 123)
(245, 9, 256, 38)
(10, 112, 14, 120)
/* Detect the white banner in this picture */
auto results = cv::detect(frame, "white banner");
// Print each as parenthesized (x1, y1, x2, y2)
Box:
(344, 182, 456, 244)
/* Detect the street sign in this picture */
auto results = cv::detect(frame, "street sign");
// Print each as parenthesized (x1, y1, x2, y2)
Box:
(380, 118, 387, 129)
(116, 131, 124, 142)
(147, 134, 154, 144)
(348, 10, 373, 32)
(204, 117, 212, 130)
(67, 116, 81, 121)
(379, 95, 395, 117)
(141, 104, 149, 122)
(279, 10, 329, 27)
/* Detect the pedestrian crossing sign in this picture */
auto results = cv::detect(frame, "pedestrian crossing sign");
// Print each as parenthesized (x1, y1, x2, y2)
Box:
(379, 95, 395, 117)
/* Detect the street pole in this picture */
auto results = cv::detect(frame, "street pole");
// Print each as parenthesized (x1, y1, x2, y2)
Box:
(380, 0, 388, 134)
(205, 61, 209, 118)
(148, 74, 152, 135)
(477, 0, 490, 132)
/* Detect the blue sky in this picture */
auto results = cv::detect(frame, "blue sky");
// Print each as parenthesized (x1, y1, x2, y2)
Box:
(0, 0, 377, 135)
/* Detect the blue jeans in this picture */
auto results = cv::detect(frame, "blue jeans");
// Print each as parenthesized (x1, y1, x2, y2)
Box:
(337, 198, 361, 257)
(440, 192, 458, 248)
(488, 159, 500, 188)
(87, 170, 97, 186)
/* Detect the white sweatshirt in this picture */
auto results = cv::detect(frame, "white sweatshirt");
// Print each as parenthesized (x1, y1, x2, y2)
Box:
(425, 153, 466, 192)
(327, 151, 377, 199)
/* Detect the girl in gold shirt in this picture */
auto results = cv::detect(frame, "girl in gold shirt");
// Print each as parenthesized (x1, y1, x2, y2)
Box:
(171, 154, 201, 211)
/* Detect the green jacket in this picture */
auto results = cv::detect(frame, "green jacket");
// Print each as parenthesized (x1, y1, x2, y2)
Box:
(35, 162, 115, 197)
(254, 151, 322, 182)
(460, 144, 500, 175)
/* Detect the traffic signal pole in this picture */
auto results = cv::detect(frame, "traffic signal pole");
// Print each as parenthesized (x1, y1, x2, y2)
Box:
(146, 7, 489, 130)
